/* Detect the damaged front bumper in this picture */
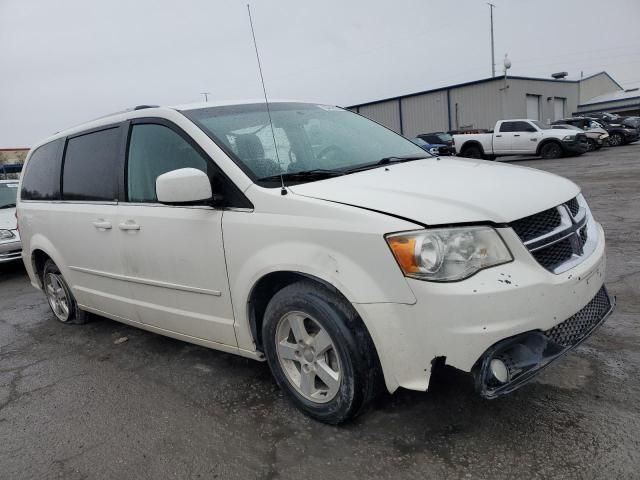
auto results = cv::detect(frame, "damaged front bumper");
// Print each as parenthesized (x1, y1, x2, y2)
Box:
(474, 285, 615, 399)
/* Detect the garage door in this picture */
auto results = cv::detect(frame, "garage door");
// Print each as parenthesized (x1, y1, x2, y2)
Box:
(526, 95, 540, 120)
(554, 98, 566, 121)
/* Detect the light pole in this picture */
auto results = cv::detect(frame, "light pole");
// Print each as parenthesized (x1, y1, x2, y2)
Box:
(488, 3, 496, 77)
(201, 92, 211, 102)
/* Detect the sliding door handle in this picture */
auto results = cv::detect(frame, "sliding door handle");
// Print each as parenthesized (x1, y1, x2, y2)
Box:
(92, 220, 112, 230)
(119, 221, 140, 231)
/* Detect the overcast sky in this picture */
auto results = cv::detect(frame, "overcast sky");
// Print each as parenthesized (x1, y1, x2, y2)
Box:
(1, 0, 639, 146)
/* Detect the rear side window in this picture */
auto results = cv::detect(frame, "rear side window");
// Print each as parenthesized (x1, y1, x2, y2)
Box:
(21, 139, 63, 200)
(499, 122, 515, 132)
(62, 128, 121, 201)
(127, 124, 208, 203)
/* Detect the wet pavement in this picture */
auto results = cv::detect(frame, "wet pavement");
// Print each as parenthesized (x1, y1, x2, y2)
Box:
(1, 144, 639, 479)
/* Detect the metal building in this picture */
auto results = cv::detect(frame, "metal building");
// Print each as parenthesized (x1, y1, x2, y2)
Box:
(346, 72, 624, 136)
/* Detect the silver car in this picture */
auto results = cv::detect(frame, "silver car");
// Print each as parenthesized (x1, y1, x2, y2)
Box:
(0, 180, 21, 263)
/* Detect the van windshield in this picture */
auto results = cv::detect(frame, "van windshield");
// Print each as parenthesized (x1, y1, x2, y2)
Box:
(0, 183, 18, 208)
(182, 103, 426, 186)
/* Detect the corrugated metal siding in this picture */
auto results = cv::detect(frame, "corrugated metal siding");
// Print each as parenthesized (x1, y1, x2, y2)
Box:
(506, 79, 579, 124)
(576, 99, 640, 114)
(400, 91, 449, 137)
(358, 101, 401, 133)
(448, 79, 503, 130)
(580, 73, 622, 103)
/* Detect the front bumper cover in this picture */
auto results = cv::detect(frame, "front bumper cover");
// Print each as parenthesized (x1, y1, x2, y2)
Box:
(474, 285, 615, 399)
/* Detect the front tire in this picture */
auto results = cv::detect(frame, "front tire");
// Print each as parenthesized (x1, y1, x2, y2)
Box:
(609, 132, 623, 146)
(42, 259, 88, 324)
(540, 142, 563, 159)
(586, 138, 597, 152)
(262, 281, 381, 424)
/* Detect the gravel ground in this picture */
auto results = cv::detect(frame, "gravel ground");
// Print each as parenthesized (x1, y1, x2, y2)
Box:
(1, 144, 639, 479)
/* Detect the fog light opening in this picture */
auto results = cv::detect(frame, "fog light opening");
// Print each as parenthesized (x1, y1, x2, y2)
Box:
(489, 358, 509, 384)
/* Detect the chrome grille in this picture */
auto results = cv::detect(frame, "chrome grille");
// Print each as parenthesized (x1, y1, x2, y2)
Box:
(510, 196, 596, 274)
(545, 287, 611, 347)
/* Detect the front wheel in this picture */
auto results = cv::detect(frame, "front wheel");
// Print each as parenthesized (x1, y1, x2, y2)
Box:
(586, 138, 597, 152)
(262, 281, 381, 424)
(609, 132, 623, 146)
(540, 142, 563, 159)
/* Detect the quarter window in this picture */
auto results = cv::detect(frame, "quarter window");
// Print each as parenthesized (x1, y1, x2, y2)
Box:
(127, 124, 208, 203)
(499, 122, 515, 132)
(20, 139, 63, 201)
(62, 128, 121, 201)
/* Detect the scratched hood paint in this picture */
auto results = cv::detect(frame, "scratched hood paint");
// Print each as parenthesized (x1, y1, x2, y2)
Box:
(289, 157, 579, 225)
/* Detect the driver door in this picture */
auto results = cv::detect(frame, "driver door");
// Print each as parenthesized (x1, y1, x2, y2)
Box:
(118, 119, 237, 346)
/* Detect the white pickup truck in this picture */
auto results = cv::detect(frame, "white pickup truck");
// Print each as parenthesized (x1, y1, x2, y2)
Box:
(453, 119, 589, 160)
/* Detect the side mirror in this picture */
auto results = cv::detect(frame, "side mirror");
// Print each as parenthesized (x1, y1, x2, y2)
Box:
(156, 168, 212, 205)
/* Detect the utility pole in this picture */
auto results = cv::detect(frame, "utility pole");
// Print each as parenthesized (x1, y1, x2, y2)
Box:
(201, 92, 210, 102)
(488, 3, 496, 77)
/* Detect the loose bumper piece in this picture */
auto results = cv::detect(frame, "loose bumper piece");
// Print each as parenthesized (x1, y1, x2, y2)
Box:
(475, 286, 615, 399)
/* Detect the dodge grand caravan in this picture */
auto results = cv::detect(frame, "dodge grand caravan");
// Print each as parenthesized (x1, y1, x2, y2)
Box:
(17, 102, 614, 424)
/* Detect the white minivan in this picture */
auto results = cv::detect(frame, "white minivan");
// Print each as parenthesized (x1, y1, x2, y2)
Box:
(17, 102, 614, 424)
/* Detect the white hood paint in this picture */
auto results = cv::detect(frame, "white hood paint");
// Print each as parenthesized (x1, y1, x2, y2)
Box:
(0, 207, 17, 230)
(289, 158, 579, 225)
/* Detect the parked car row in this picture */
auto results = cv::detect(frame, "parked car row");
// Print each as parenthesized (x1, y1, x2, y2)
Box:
(444, 111, 638, 160)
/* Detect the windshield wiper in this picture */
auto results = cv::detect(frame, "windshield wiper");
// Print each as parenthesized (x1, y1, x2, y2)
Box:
(0, 203, 16, 209)
(258, 169, 346, 183)
(343, 155, 429, 174)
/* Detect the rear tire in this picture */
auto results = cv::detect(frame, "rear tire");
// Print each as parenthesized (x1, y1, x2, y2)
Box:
(540, 142, 563, 159)
(262, 280, 381, 424)
(42, 259, 88, 325)
(461, 145, 483, 159)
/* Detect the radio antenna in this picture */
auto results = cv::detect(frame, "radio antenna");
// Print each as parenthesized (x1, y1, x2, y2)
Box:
(246, 4, 287, 195)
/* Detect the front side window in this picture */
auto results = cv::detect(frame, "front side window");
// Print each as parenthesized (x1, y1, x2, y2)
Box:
(182, 103, 425, 186)
(0, 182, 19, 208)
(127, 124, 208, 203)
(21, 139, 63, 201)
(63, 128, 121, 201)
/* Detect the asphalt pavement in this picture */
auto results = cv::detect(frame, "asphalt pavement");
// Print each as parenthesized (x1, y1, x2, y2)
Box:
(1, 144, 639, 479)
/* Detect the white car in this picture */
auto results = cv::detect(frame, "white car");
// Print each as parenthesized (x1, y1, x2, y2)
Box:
(0, 179, 21, 263)
(454, 119, 590, 160)
(17, 102, 614, 424)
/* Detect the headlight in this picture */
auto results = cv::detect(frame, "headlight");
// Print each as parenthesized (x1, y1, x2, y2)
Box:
(429, 147, 439, 155)
(386, 226, 512, 282)
(0, 229, 15, 240)
(562, 135, 575, 141)
(599, 133, 609, 139)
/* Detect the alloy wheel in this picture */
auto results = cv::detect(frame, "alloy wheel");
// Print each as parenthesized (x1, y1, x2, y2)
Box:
(275, 311, 341, 403)
(44, 273, 71, 322)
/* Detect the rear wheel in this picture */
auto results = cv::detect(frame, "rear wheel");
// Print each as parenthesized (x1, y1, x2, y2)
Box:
(262, 281, 381, 424)
(461, 145, 483, 159)
(42, 259, 88, 324)
(540, 142, 563, 159)
(609, 132, 623, 146)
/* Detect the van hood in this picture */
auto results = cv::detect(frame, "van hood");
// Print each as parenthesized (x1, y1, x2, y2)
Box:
(289, 157, 579, 225)
(0, 207, 17, 230)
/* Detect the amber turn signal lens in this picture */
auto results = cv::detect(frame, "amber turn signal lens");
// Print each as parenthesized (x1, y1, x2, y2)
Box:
(387, 236, 420, 273)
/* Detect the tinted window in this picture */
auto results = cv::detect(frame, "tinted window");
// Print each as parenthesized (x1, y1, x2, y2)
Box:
(127, 124, 209, 203)
(499, 122, 515, 132)
(21, 140, 63, 200)
(513, 121, 537, 132)
(62, 128, 121, 201)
